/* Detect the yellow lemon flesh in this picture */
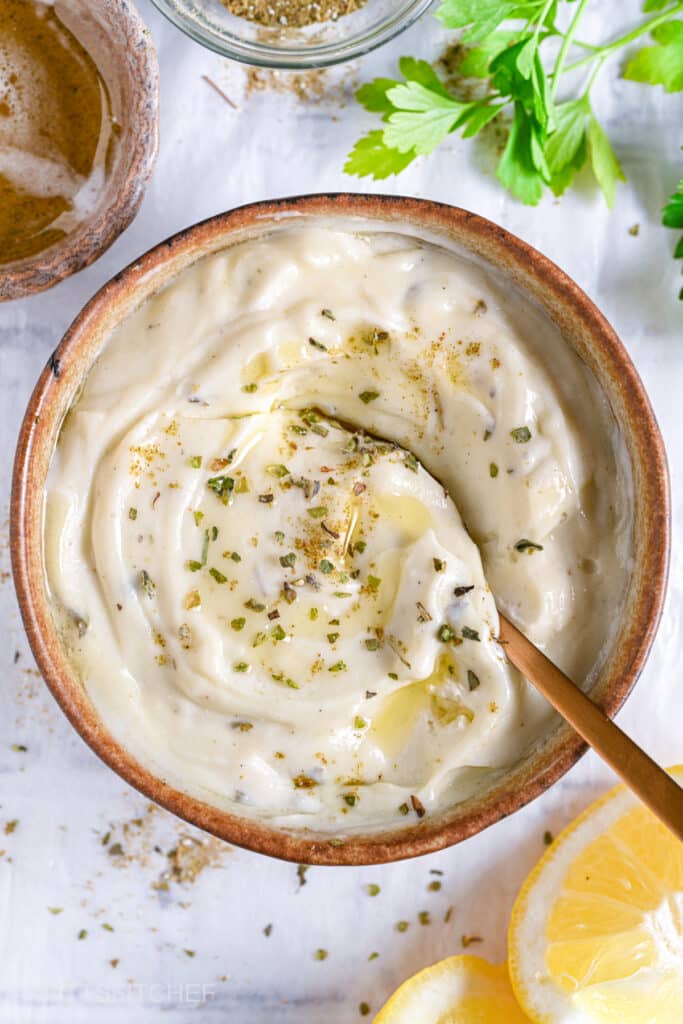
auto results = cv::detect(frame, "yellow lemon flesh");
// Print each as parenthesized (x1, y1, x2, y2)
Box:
(373, 954, 531, 1023)
(509, 766, 683, 1023)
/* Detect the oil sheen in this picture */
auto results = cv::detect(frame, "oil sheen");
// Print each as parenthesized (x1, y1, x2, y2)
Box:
(44, 226, 632, 832)
(0, 0, 115, 264)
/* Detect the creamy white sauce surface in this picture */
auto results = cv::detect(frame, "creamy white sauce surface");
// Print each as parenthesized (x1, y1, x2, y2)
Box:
(45, 225, 631, 832)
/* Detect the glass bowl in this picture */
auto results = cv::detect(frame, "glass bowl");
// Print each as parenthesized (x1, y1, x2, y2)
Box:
(148, 0, 434, 69)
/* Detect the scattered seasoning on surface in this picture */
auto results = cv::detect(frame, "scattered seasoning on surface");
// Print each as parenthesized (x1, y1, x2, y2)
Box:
(78, 929, 87, 940)
(461, 934, 483, 948)
(368, 951, 379, 961)
(314, 948, 329, 961)
(410, 794, 426, 818)
(395, 920, 409, 933)
(366, 883, 380, 897)
(418, 910, 431, 926)
(47, 907, 63, 915)
(461, 626, 480, 642)
(437, 623, 456, 643)
(128, 507, 138, 520)
(629, 223, 640, 236)
(184, 949, 196, 958)
(544, 830, 554, 846)
(293, 774, 317, 789)
(359, 389, 380, 404)
(428, 880, 442, 892)
(4, 819, 18, 835)
(101, 923, 114, 932)
(489, 462, 499, 478)
(433, 558, 446, 572)
(222, 0, 367, 28)
(263, 923, 273, 936)
(11, 744, 27, 753)
(359, 1003, 371, 1017)
(454, 584, 474, 598)
(445, 907, 454, 923)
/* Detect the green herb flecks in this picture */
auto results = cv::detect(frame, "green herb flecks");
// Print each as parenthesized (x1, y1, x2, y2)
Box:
(467, 669, 481, 691)
(207, 475, 234, 504)
(515, 539, 544, 553)
(510, 426, 532, 444)
(139, 570, 156, 598)
(359, 389, 380, 404)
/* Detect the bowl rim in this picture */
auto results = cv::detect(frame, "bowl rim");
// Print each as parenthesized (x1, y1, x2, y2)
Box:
(10, 193, 671, 865)
(147, 0, 434, 69)
(0, 0, 159, 302)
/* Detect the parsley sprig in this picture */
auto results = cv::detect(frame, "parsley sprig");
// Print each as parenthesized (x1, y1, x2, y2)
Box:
(345, 1, 683, 208)
(663, 174, 683, 298)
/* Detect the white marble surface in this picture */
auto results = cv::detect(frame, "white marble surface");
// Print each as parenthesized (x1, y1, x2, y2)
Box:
(1, 2, 682, 1020)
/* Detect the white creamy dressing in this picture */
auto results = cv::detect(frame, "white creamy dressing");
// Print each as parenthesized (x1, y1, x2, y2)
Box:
(44, 225, 632, 831)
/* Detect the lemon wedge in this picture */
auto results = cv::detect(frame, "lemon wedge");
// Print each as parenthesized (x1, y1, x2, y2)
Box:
(509, 766, 683, 1023)
(373, 954, 531, 1023)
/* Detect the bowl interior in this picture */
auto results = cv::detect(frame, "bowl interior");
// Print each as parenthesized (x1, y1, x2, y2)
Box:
(10, 195, 670, 864)
(0, 0, 159, 302)
(148, 0, 433, 68)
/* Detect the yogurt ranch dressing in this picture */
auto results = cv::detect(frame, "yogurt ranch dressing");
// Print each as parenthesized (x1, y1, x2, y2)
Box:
(44, 225, 631, 832)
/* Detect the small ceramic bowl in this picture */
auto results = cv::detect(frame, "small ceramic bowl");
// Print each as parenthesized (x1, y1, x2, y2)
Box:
(0, 0, 159, 302)
(11, 195, 670, 865)
(148, 0, 433, 69)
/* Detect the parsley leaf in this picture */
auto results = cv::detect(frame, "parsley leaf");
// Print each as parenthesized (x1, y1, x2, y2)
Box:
(545, 96, 589, 194)
(496, 103, 546, 205)
(459, 31, 521, 77)
(384, 83, 469, 155)
(587, 112, 625, 207)
(344, 131, 417, 179)
(624, 20, 683, 93)
(436, 0, 546, 42)
(663, 176, 683, 299)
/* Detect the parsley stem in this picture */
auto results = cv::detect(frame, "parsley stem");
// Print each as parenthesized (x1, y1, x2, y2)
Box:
(564, 2, 683, 75)
(550, 0, 591, 101)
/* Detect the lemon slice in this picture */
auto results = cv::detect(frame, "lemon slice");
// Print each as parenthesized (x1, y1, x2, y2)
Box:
(373, 954, 531, 1023)
(509, 766, 683, 1023)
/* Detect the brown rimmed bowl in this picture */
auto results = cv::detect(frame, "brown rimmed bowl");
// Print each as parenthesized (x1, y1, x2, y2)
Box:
(0, 0, 159, 302)
(10, 195, 670, 864)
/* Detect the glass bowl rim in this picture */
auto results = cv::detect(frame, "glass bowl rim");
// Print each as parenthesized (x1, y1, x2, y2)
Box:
(148, 0, 435, 69)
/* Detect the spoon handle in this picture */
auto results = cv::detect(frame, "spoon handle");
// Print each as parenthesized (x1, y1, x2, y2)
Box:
(498, 613, 683, 843)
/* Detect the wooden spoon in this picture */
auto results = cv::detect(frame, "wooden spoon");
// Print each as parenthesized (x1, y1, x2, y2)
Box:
(498, 612, 683, 843)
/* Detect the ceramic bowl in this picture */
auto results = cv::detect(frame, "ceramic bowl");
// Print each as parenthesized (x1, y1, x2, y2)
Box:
(10, 195, 670, 864)
(0, 0, 159, 302)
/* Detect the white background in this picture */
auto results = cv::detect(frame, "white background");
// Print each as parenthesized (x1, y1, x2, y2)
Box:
(1, 1, 682, 1020)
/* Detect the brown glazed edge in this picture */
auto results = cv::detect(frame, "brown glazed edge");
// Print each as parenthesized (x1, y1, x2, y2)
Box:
(10, 194, 671, 865)
(0, 0, 159, 302)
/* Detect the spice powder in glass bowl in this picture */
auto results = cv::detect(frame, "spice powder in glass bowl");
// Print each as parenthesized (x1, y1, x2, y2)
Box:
(222, 0, 368, 28)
